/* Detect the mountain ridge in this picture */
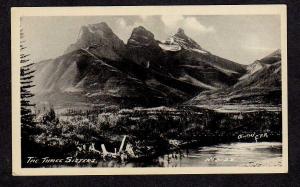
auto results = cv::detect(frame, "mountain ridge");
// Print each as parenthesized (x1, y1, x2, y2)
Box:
(32, 22, 280, 109)
(186, 50, 281, 107)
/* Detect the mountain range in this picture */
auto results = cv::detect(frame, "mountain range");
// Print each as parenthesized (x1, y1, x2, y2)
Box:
(32, 22, 281, 109)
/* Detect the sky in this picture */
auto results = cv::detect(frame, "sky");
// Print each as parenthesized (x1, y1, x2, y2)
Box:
(21, 15, 281, 65)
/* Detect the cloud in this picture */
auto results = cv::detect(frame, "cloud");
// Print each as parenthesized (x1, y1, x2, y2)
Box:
(161, 15, 215, 34)
(114, 16, 215, 43)
(114, 18, 140, 42)
(117, 17, 127, 28)
(183, 17, 215, 33)
(161, 15, 184, 29)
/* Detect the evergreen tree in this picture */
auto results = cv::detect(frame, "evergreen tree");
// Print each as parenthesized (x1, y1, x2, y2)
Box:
(20, 28, 36, 136)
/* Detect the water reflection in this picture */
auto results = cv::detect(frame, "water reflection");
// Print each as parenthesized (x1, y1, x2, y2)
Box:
(96, 142, 282, 167)
(172, 142, 282, 167)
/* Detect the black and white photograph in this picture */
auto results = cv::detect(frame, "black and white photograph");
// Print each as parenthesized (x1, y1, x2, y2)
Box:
(11, 5, 287, 175)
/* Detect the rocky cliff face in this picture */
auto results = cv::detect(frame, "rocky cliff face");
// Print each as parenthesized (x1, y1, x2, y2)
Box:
(125, 26, 165, 70)
(65, 22, 126, 61)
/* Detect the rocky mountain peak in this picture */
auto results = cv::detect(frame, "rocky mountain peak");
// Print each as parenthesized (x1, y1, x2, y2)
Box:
(77, 22, 116, 44)
(127, 26, 157, 47)
(258, 49, 281, 64)
(174, 28, 190, 41)
(176, 28, 185, 36)
(86, 22, 112, 33)
(159, 27, 202, 51)
(132, 26, 154, 37)
(65, 22, 125, 60)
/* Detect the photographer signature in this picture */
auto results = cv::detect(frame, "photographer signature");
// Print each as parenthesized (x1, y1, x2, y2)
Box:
(237, 132, 268, 142)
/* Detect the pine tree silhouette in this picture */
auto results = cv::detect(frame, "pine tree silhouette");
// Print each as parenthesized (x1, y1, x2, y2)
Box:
(20, 28, 36, 136)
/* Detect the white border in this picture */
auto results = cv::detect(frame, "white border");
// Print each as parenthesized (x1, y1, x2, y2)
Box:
(11, 5, 288, 175)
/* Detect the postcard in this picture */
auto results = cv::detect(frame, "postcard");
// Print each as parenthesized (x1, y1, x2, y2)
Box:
(11, 5, 287, 175)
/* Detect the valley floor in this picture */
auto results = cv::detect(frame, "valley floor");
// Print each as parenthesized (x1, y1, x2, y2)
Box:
(192, 104, 281, 113)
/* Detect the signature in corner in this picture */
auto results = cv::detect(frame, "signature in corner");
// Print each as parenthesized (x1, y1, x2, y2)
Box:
(237, 132, 268, 142)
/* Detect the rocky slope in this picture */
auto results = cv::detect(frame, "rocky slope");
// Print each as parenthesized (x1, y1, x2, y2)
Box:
(186, 50, 282, 107)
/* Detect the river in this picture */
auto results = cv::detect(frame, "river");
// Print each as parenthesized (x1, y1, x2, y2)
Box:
(96, 142, 282, 167)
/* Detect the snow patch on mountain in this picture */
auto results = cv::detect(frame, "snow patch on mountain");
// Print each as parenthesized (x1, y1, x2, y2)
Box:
(191, 48, 208, 54)
(158, 28, 203, 52)
(64, 87, 83, 93)
(178, 73, 217, 90)
(239, 61, 264, 80)
(158, 43, 181, 51)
